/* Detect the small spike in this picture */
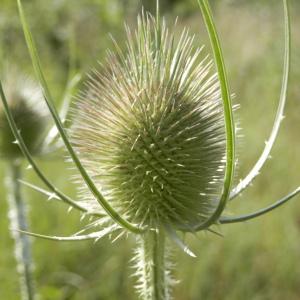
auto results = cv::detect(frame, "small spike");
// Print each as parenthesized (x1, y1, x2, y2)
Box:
(165, 225, 196, 258)
(47, 193, 57, 201)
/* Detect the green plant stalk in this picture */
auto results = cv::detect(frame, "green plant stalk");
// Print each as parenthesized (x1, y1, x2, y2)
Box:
(137, 230, 169, 300)
(6, 160, 35, 300)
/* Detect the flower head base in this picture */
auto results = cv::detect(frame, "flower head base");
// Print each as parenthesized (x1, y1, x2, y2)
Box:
(71, 13, 226, 231)
(0, 67, 48, 159)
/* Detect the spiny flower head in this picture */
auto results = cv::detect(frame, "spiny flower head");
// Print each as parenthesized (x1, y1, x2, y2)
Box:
(71, 13, 226, 231)
(0, 66, 48, 159)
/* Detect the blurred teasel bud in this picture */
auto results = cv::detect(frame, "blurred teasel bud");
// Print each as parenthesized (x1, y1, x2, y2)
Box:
(71, 13, 226, 231)
(0, 66, 48, 160)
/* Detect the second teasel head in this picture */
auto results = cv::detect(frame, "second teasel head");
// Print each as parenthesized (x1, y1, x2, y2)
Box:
(70, 13, 226, 232)
(0, 67, 48, 160)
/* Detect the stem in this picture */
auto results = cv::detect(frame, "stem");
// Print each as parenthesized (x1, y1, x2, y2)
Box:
(6, 160, 36, 300)
(136, 230, 171, 300)
(152, 231, 165, 300)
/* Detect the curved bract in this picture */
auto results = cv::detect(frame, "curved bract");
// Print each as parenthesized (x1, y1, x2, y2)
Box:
(221, 187, 300, 224)
(195, 0, 235, 231)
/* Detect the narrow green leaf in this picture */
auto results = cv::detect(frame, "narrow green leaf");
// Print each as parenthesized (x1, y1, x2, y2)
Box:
(195, 0, 235, 231)
(220, 187, 300, 224)
(17, 0, 144, 234)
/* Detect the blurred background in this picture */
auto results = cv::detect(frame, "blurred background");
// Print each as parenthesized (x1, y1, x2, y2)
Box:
(0, 0, 300, 299)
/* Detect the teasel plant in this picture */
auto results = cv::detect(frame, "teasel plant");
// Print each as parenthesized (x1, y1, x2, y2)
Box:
(0, 35, 80, 300)
(0, 0, 299, 299)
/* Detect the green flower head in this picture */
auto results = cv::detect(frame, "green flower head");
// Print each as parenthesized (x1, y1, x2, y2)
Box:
(71, 13, 226, 231)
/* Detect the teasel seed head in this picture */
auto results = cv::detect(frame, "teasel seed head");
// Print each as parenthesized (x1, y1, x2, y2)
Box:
(0, 66, 48, 160)
(71, 13, 226, 232)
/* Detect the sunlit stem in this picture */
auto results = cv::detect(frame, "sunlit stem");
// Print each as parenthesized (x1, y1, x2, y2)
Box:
(6, 160, 36, 300)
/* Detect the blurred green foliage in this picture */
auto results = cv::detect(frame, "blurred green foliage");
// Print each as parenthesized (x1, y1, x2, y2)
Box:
(0, 0, 300, 299)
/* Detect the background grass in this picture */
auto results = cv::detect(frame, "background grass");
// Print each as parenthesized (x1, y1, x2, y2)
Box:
(0, 0, 300, 299)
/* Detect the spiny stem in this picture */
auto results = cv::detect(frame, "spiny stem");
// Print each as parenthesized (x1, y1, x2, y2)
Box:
(6, 160, 36, 300)
(136, 230, 170, 300)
